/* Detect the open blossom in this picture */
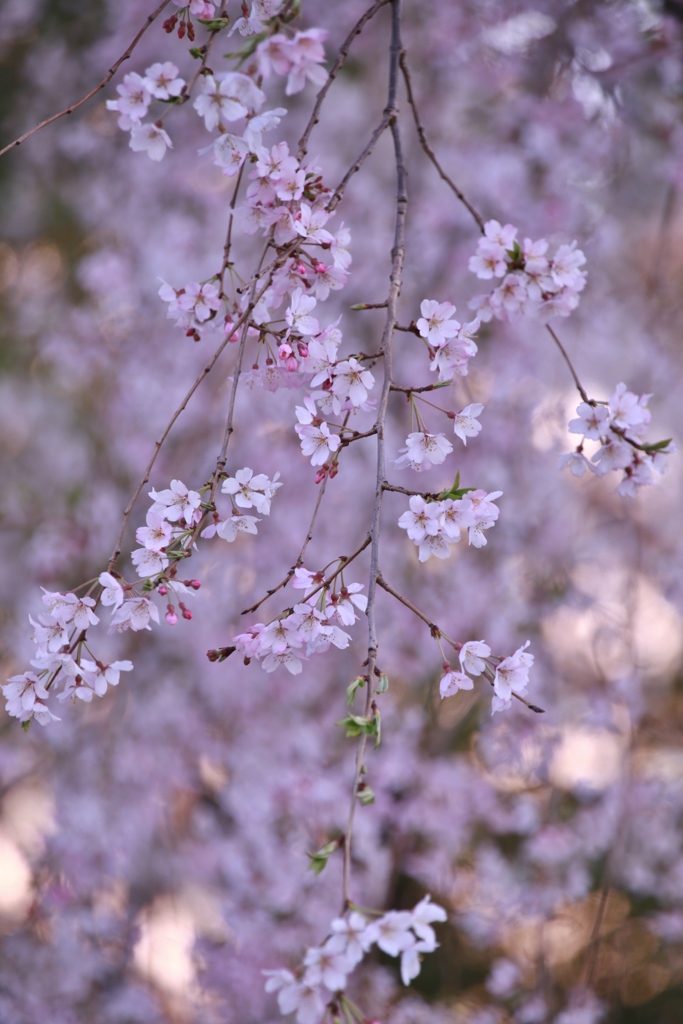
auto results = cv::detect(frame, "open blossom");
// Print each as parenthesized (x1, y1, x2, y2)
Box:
(416, 299, 460, 344)
(453, 403, 484, 445)
(460, 640, 491, 676)
(439, 668, 473, 698)
(326, 913, 371, 967)
(79, 660, 134, 695)
(142, 62, 185, 100)
(136, 509, 173, 551)
(129, 122, 173, 161)
(397, 496, 442, 543)
(109, 597, 160, 633)
(295, 417, 341, 466)
(131, 546, 169, 578)
(222, 468, 281, 514)
(41, 591, 99, 629)
(106, 72, 151, 124)
(494, 641, 534, 702)
(286, 289, 319, 335)
(149, 480, 202, 523)
(569, 402, 610, 440)
(302, 945, 353, 991)
(177, 281, 221, 323)
(202, 514, 260, 542)
(331, 358, 375, 406)
(395, 432, 453, 471)
(98, 572, 125, 609)
(193, 73, 264, 131)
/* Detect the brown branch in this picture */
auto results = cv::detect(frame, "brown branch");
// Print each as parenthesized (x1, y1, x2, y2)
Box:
(240, 476, 330, 615)
(381, 482, 440, 499)
(0, 0, 172, 159)
(343, 0, 407, 909)
(545, 324, 591, 404)
(399, 50, 485, 234)
(106, 240, 301, 572)
(297, 0, 391, 160)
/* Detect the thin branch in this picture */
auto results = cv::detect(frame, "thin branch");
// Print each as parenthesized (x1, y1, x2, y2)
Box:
(382, 482, 440, 499)
(377, 574, 442, 635)
(240, 476, 330, 615)
(399, 50, 485, 234)
(106, 241, 299, 572)
(327, 115, 393, 214)
(545, 324, 591, 404)
(0, 0, 172, 159)
(343, 0, 407, 909)
(297, 0, 391, 160)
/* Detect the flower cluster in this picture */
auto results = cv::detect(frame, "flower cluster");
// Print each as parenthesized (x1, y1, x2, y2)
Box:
(439, 639, 534, 714)
(416, 299, 481, 380)
(560, 382, 675, 496)
(231, 568, 367, 675)
(131, 479, 202, 579)
(264, 896, 447, 1023)
(201, 467, 281, 541)
(398, 490, 502, 561)
(255, 28, 328, 95)
(106, 62, 185, 160)
(469, 220, 587, 322)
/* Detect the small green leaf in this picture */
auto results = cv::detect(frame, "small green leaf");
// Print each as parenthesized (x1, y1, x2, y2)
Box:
(642, 438, 673, 453)
(189, 46, 204, 58)
(336, 713, 377, 740)
(224, 32, 266, 60)
(346, 676, 365, 704)
(358, 785, 375, 805)
(197, 16, 231, 30)
(21, 720, 31, 733)
(306, 838, 341, 875)
(377, 674, 389, 694)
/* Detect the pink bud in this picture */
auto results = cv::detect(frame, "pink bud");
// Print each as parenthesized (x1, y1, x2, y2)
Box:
(297, 342, 309, 358)
(158, 585, 168, 596)
(166, 605, 178, 625)
(295, 262, 307, 276)
(286, 355, 298, 372)
(442, 661, 451, 672)
(314, 466, 327, 484)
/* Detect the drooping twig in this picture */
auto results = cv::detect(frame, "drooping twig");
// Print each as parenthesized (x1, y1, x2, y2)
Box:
(297, 0, 391, 161)
(399, 50, 485, 234)
(343, 0, 407, 909)
(0, 0, 172, 159)
(545, 324, 591, 404)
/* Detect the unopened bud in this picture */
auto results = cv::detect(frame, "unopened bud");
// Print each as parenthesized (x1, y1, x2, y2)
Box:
(158, 585, 168, 596)
(286, 355, 298, 372)
(166, 604, 178, 625)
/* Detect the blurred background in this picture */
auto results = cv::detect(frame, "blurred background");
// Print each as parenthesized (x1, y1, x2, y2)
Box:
(1, 1, 683, 1021)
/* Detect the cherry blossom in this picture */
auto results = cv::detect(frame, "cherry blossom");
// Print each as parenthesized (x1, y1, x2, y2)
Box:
(222, 468, 281, 514)
(142, 62, 185, 100)
(395, 431, 453, 471)
(129, 122, 173, 161)
(494, 641, 534, 702)
(459, 640, 492, 676)
(439, 667, 474, 698)
(149, 480, 202, 523)
(416, 299, 461, 344)
(453, 403, 484, 445)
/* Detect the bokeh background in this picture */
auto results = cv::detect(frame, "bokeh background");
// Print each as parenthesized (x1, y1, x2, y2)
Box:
(1, 1, 683, 1021)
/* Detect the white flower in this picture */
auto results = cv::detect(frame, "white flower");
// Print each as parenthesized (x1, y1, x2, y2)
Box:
(302, 944, 353, 991)
(212, 132, 249, 175)
(286, 288, 319, 335)
(410, 895, 448, 945)
(331, 358, 375, 406)
(400, 937, 435, 986)
(216, 515, 260, 542)
(222, 468, 281, 514)
(326, 912, 372, 968)
(558, 451, 592, 477)
(459, 640, 491, 676)
(99, 572, 125, 610)
(131, 547, 169, 578)
(109, 598, 160, 634)
(79, 659, 134, 696)
(296, 420, 340, 466)
(149, 480, 202, 523)
(416, 299, 460, 344)
(363, 910, 414, 957)
(396, 432, 453, 471)
(494, 641, 534, 701)
(453, 403, 484, 445)
(129, 122, 173, 161)
(397, 496, 442, 543)
(568, 402, 609, 440)
(439, 669, 473, 698)
(136, 509, 173, 551)
(142, 62, 185, 100)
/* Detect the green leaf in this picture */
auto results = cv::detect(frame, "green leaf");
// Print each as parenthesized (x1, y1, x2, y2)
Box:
(642, 438, 673, 453)
(346, 676, 365, 705)
(358, 785, 375, 805)
(21, 720, 31, 733)
(306, 837, 341, 875)
(224, 32, 266, 60)
(376, 674, 389, 694)
(197, 16, 231, 30)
